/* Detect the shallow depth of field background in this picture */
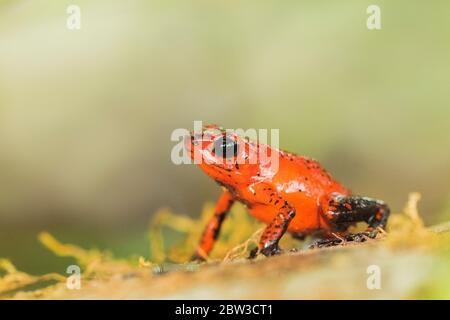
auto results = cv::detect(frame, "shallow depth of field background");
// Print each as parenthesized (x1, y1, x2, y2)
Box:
(0, 0, 449, 275)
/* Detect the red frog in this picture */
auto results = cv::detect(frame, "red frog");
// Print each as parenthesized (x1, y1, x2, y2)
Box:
(185, 125, 390, 259)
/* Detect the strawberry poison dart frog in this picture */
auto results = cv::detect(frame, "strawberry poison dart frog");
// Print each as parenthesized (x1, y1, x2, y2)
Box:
(185, 125, 390, 259)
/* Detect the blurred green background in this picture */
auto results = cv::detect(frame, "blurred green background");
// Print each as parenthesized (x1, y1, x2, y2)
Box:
(0, 0, 449, 275)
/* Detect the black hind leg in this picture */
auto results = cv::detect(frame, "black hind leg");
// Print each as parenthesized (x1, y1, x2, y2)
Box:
(325, 194, 390, 230)
(311, 194, 390, 248)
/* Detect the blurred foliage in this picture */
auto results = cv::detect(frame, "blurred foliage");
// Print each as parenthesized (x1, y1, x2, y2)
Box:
(0, 231, 144, 299)
(0, 258, 64, 299)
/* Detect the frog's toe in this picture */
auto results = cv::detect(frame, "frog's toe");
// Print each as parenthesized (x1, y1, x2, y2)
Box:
(190, 252, 207, 263)
(248, 243, 284, 259)
(248, 247, 259, 259)
(260, 242, 284, 257)
(309, 230, 380, 249)
(309, 238, 342, 249)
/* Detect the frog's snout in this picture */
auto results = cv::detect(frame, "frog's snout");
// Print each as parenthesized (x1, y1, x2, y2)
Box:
(184, 133, 205, 159)
(184, 134, 194, 153)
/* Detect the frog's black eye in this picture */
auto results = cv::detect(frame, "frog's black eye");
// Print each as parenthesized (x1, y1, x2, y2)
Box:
(212, 136, 239, 158)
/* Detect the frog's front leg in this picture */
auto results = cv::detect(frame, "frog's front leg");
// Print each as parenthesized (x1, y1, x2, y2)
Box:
(251, 191, 296, 257)
(192, 190, 234, 261)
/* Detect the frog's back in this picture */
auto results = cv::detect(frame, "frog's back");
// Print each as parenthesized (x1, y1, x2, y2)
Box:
(275, 151, 350, 195)
(249, 151, 350, 233)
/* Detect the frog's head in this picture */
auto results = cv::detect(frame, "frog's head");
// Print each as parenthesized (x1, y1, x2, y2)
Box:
(185, 124, 265, 187)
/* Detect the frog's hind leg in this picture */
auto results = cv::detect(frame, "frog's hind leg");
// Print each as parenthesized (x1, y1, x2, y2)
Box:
(324, 194, 390, 230)
(313, 194, 390, 248)
(192, 190, 234, 261)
